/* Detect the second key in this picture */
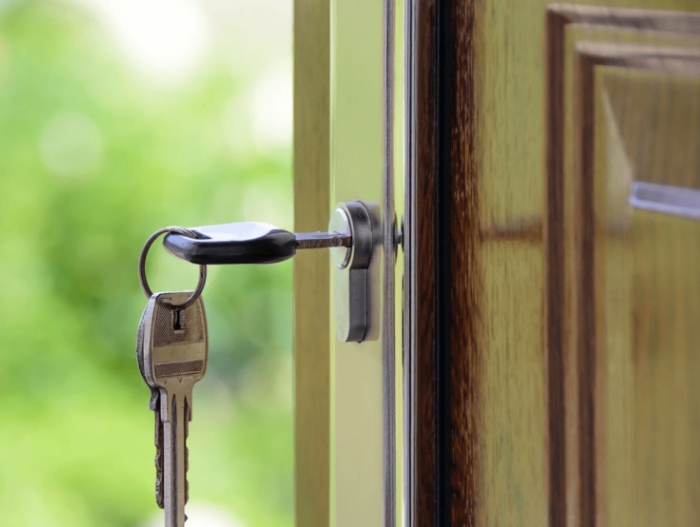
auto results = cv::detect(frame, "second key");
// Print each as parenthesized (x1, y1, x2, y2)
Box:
(141, 291, 208, 527)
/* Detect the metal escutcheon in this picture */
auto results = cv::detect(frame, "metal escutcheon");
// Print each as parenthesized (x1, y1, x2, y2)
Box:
(329, 201, 382, 343)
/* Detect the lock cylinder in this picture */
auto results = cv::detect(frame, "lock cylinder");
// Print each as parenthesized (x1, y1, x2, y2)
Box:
(328, 201, 381, 343)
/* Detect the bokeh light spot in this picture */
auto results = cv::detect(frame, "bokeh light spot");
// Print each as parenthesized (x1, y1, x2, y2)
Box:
(72, 0, 212, 83)
(250, 62, 292, 151)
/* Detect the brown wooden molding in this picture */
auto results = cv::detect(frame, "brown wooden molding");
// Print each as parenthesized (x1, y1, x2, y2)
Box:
(409, 0, 477, 525)
(411, 1, 438, 526)
(479, 218, 544, 244)
(447, 1, 479, 525)
(548, 3, 700, 35)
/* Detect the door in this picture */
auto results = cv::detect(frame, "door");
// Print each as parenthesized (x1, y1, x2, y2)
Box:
(295, 1, 700, 526)
(405, 1, 700, 526)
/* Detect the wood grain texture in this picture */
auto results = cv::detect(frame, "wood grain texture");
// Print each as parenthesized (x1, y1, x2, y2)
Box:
(577, 43, 700, 527)
(411, 1, 700, 527)
(547, 7, 700, 526)
(411, 0, 480, 524)
(444, 1, 479, 526)
(293, 1, 330, 525)
(406, 0, 439, 527)
(412, 0, 437, 524)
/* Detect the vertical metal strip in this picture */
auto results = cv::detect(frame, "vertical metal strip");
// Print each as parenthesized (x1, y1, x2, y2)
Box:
(403, 0, 416, 525)
(383, 0, 397, 525)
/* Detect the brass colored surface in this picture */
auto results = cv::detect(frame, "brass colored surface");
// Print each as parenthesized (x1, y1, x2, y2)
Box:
(293, 1, 331, 526)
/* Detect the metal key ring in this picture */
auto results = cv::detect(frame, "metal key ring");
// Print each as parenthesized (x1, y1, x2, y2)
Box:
(138, 226, 207, 309)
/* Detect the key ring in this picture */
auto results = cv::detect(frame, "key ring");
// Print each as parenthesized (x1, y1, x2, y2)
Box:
(139, 226, 207, 309)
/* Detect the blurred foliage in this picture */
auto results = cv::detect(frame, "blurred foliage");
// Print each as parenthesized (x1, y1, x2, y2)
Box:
(0, 1, 293, 526)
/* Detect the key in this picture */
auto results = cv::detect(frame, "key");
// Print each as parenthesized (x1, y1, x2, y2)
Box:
(162, 222, 352, 265)
(141, 291, 208, 527)
(136, 300, 165, 508)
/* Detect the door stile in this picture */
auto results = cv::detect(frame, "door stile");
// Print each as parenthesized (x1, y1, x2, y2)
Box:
(405, 0, 480, 525)
(405, 0, 440, 525)
(293, 2, 331, 526)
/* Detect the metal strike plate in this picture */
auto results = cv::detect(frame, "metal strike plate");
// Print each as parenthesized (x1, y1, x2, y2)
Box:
(329, 201, 381, 343)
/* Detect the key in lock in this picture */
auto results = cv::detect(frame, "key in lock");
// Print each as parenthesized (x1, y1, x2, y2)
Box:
(162, 201, 385, 343)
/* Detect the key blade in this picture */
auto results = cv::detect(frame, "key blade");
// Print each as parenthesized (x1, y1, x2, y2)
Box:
(163, 389, 192, 527)
(295, 231, 352, 250)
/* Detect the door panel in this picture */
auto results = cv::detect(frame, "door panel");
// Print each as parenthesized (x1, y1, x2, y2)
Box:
(572, 44, 700, 527)
(602, 75, 700, 526)
(407, 1, 700, 527)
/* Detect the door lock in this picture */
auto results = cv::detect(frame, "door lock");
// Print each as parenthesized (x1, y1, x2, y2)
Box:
(163, 201, 382, 343)
(327, 202, 381, 343)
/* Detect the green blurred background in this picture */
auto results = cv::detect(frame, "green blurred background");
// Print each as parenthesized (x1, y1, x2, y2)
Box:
(0, 0, 294, 525)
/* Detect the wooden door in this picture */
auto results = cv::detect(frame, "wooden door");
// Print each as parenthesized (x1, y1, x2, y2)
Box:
(295, 1, 700, 526)
(406, 1, 700, 527)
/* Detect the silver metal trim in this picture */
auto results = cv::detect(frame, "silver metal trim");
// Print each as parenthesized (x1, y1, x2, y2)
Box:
(331, 201, 381, 343)
(403, 1, 416, 525)
(328, 207, 353, 269)
(383, 0, 397, 525)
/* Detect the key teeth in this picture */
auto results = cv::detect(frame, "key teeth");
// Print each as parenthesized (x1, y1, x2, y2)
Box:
(155, 470, 164, 509)
(152, 389, 165, 509)
(155, 450, 165, 508)
(185, 398, 191, 504)
(149, 390, 158, 411)
(155, 430, 164, 510)
(185, 446, 189, 504)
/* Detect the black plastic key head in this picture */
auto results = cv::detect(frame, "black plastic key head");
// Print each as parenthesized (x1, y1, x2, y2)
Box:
(163, 222, 297, 265)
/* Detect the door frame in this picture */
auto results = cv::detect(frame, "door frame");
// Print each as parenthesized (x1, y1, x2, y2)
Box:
(293, 2, 331, 526)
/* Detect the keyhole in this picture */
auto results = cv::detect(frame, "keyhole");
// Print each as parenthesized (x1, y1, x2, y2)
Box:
(173, 309, 186, 332)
